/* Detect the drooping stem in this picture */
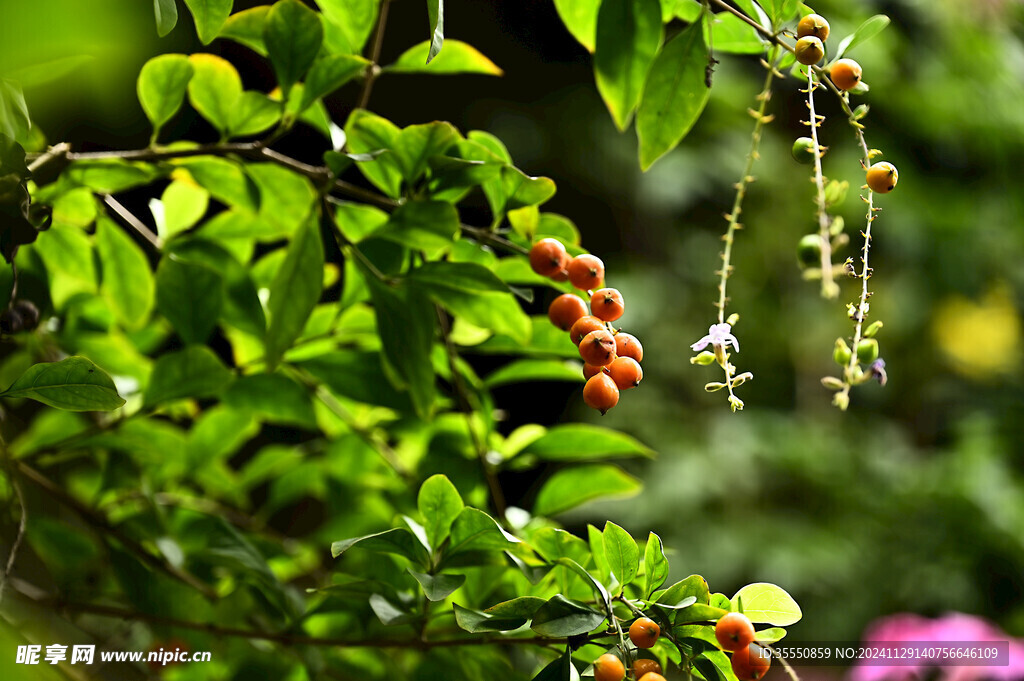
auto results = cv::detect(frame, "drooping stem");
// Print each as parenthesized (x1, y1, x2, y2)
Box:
(805, 67, 838, 299)
(358, 0, 391, 110)
(102, 195, 163, 251)
(0, 436, 27, 608)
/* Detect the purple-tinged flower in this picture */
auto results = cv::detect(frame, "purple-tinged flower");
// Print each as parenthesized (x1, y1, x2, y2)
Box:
(691, 323, 740, 353)
(869, 358, 887, 386)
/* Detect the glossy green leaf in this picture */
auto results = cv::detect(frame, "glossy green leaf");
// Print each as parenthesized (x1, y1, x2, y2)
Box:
(184, 0, 233, 44)
(66, 160, 162, 194)
(318, 0, 377, 54)
(656, 574, 710, 605)
(694, 651, 731, 681)
(532, 648, 581, 681)
(484, 359, 583, 387)
(385, 40, 502, 75)
(523, 424, 654, 460)
(427, 0, 444, 63)
(755, 627, 788, 644)
(409, 570, 465, 601)
(230, 91, 281, 137)
(155, 255, 223, 343)
(644, 531, 669, 597)
(763, 0, 799, 24)
(159, 179, 209, 237)
(223, 373, 316, 429)
(836, 15, 891, 60)
(731, 583, 802, 626)
(187, 54, 242, 136)
(344, 109, 403, 197)
(145, 345, 233, 406)
(704, 12, 765, 54)
(34, 225, 97, 308)
(427, 155, 502, 194)
(220, 6, 270, 55)
(453, 603, 528, 633)
(636, 20, 710, 170)
(530, 594, 604, 637)
(331, 528, 428, 565)
(95, 217, 154, 330)
(264, 0, 323, 97)
(588, 524, 611, 585)
(137, 54, 193, 137)
(532, 527, 589, 565)
(52, 188, 97, 228)
(0, 357, 125, 412)
(369, 593, 416, 626)
(556, 557, 612, 608)
(247, 164, 317, 238)
(174, 157, 260, 211)
(484, 597, 547, 618)
(446, 507, 519, 558)
(503, 167, 557, 211)
(594, 0, 663, 131)
(418, 474, 464, 551)
(153, 0, 179, 36)
(300, 55, 368, 111)
(392, 122, 459, 185)
(534, 464, 641, 516)
(0, 79, 31, 144)
(374, 200, 459, 253)
(365, 277, 436, 419)
(603, 521, 639, 590)
(553, 0, 600, 52)
(265, 217, 324, 368)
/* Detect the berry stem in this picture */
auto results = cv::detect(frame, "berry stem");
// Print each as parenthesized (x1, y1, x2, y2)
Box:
(804, 67, 838, 299)
(715, 44, 781, 324)
(766, 646, 803, 681)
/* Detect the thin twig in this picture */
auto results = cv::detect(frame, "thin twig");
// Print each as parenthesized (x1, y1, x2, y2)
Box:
(459, 224, 530, 256)
(102, 195, 163, 251)
(804, 68, 838, 299)
(0, 437, 28, 608)
(767, 645, 803, 681)
(358, 0, 391, 110)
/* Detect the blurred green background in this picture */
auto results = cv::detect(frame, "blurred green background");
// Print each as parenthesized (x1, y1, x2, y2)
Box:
(7, 0, 1024, 659)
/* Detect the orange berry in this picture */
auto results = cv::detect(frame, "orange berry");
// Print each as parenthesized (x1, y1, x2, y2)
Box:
(548, 294, 588, 331)
(583, 373, 619, 414)
(731, 643, 772, 681)
(529, 238, 566, 277)
(830, 58, 862, 91)
(794, 36, 824, 65)
(608, 357, 643, 389)
(550, 251, 572, 282)
(629, 617, 660, 649)
(638, 674, 667, 681)
(570, 315, 606, 345)
(583, 363, 605, 380)
(797, 13, 830, 41)
(593, 653, 626, 681)
(633, 658, 663, 678)
(579, 329, 617, 367)
(591, 288, 624, 322)
(715, 612, 756, 652)
(866, 161, 898, 194)
(614, 332, 643, 362)
(567, 253, 605, 291)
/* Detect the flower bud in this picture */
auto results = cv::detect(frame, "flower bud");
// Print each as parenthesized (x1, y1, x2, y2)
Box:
(731, 372, 753, 387)
(705, 382, 727, 392)
(824, 179, 849, 208)
(726, 313, 740, 326)
(821, 376, 845, 391)
(833, 338, 852, 365)
(864, 321, 883, 338)
(832, 392, 850, 410)
(691, 351, 717, 366)
(856, 338, 879, 364)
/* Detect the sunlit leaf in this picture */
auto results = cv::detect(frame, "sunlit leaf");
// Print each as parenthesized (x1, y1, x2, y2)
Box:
(0, 357, 124, 412)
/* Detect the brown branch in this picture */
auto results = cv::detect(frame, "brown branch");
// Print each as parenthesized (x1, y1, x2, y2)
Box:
(102, 195, 163, 251)
(0, 437, 28, 608)
(358, 0, 391, 110)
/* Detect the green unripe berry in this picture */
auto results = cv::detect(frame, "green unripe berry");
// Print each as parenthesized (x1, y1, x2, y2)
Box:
(792, 137, 816, 164)
(797, 234, 822, 267)
(857, 338, 879, 363)
(833, 338, 852, 365)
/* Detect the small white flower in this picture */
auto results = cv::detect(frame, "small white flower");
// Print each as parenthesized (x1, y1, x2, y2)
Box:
(690, 323, 740, 353)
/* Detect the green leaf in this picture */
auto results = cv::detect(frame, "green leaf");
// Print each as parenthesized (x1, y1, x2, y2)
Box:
(264, 0, 323, 98)
(530, 594, 604, 637)
(95, 217, 154, 330)
(369, 593, 416, 626)
(453, 603, 528, 633)
(247, 164, 317, 238)
(318, 0, 377, 54)
(158, 179, 209, 237)
(523, 424, 654, 461)
(730, 583, 802, 626)
(221, 6, 270, 55)
(52, 188, 97, 228)
(297, 350, 414, 411)
(704, 12, 765, 54)
(184, 0, 233, 44)
(588, 524, 611, 585)
(427, 0, 444, 63)
(265, 216, 324, 368)
(0, 357, 124, 411)
(0, 79, 31, 145)
(553, 0, 600, 52)
(644, 532, 669, 597)
(603, 521, 639, 590)
(174, 157, 260, 211)
(755, 627, 788, 644)
(144, 345, 232, 406)
(764, 0, 799, 24)
(534, 464, 641, 516)
(332, 528, 429, 566)
(484, 359, 583, 387)
(503, 167, 557, 211)
(374, 200, 459, 254)
(594, 0, 663, 131)
(656, 574, 710, 606)
(532, 648, 581, 681)
(229, 91, 282, 137)
(484, 597, 547, 618)
(385, 40, 502, 75)
(34, 225, 97, 308)
(836, 15, 891, 60)
(418, 474, 464, 551)
(694, 651, 731, 681)
(392, 122, 459, 185)
(344, 109, 403, 198)
(153, 0, 179, 36)
(223, 373, 316, 429)
(187, 54, 242, 136)
(300, 55, 368, 111)
(66, 160, 162, 194)
(366, 278, 436, 419)
(446, 507, 519, 558)
(636, 20, 710, 170)
(137, 54, 193, 138)
(155, 255, 223, 343)
(409, 570, 465, 601)
(555, 557, 612, 608)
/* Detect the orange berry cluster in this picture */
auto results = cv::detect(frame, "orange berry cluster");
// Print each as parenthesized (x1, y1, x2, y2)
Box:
(715, 612, 773, 681)
(529, 238, 644, 415)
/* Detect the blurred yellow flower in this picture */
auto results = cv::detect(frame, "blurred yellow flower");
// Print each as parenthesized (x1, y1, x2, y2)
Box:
(932, 283, 1022, 379)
